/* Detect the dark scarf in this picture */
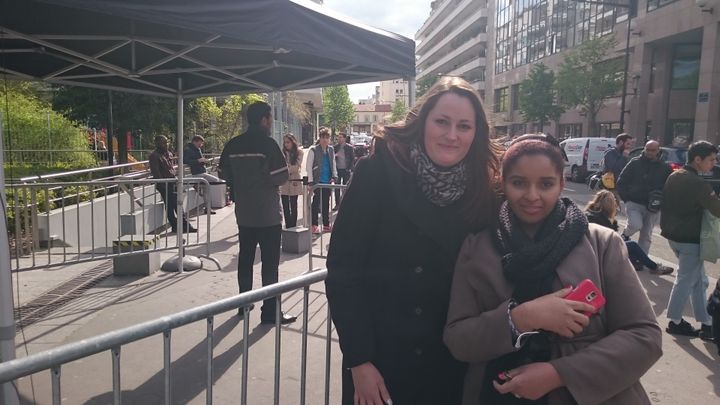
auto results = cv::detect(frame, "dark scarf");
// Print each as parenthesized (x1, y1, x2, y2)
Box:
(409, 143, 467, 207)
(480, 198, 588, 404)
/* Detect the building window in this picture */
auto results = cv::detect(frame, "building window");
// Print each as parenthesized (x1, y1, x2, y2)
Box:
(671, 44, 701, 90)
(649, 49, 658, 93)
(373, 114, 378, 122)
(647, 0, 679, 12)
(597, 123, 622, 138)
(364, 115, 369, 122)
(511, 84, 520, 111)
(668, 120, 694, 147)
(559, 123, 583, 139)
(494, 87, 509, 113)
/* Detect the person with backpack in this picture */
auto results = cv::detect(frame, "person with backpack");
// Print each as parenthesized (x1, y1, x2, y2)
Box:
(616, 140, 672, 258)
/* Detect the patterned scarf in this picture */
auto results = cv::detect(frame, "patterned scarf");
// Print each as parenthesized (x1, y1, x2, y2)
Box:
(480, 198, 588, 404)
(410, 143, 467, 207)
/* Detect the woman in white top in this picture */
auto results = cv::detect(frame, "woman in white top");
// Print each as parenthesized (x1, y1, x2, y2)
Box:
(280, 133, 304, 228)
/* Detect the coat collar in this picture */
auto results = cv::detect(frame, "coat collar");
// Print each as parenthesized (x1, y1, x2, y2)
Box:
(378, 142, 470, 261)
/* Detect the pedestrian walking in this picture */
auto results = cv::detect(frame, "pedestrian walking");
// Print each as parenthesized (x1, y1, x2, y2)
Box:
(333, 132, 355, 210)
(616, 140, 672, 257)
(326, 77, 502, 405)
(183, 135, 218, 215)
(149, 135, 197, 234)
(602, 133, 634, 202)
(306, 127, 337, 234)
(585, 190, 673, 274)
(219, 101, 296, 325)
(444, 135, 661, 404)
(661, 140, 720, 340)
(280, 133, 304, 229)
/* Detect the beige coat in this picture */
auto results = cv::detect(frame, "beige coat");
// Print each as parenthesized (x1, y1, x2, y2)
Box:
(444, 224, 662, 405)
(280, 149, 304, 196)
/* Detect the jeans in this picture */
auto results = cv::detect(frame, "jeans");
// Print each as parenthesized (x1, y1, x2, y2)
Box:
(156, 183, 190, 231)
(281, 195, 299, 228)
(625, 240, 657, 270)
(666, 241, 711, 324)
(623, 201, 659, 253)
(237, 225, 282, 317)
(334, 168, 351, 204)
(311, 187, 331, 226)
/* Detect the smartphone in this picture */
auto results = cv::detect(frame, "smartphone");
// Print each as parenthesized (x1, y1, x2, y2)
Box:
(564, 279, 606, 316)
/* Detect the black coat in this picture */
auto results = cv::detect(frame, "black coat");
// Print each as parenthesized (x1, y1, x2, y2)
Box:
(326, 141, 474, 405)
(183, 142, 206, 175)
(616, 155, 671, 205)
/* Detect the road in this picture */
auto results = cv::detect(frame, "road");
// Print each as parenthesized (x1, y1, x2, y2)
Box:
(562, 181, 720, 280)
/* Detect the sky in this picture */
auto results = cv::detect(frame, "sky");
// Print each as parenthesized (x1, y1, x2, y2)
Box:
(322, 0, 433, 103)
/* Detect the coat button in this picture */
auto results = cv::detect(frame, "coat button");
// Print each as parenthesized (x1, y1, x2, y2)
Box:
(415, 307, 423, 315)
(415, 348, 423, 356)
(414, 266, 423, 274)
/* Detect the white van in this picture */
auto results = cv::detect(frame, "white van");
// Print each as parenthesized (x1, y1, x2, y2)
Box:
(560, 137, 615, 182)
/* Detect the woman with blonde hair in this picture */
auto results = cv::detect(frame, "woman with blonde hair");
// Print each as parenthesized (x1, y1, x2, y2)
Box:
(586, 190, 673, 274)
(326, 76, 502, 405)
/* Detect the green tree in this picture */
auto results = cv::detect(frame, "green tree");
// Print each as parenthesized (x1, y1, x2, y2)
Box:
(189, 94, 265, 152)
(322, 86, 355, 136)
(519, 63, 564, 132)
(390, 99, 408, 122)
(416, 74, 440, 98)
(555, 36, 623, 136)
(1, 85, 96, 172)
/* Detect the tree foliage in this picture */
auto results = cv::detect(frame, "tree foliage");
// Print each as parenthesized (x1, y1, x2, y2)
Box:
(416, 75, 440, 98)
(519, 63, 564, 132)
(52, 86, 177, 150)
(1, 84, 96, 170)
(322, 86, 355, 135)
(189, 94, 265, 152)
(555, 36, 623, 135)
(391, 99, 408, 123)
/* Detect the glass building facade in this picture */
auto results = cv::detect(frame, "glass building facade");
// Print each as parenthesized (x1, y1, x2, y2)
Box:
(495, 0, 630, 74)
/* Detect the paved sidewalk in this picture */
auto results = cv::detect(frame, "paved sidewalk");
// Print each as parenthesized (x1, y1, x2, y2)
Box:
(9, 202, 720, 404)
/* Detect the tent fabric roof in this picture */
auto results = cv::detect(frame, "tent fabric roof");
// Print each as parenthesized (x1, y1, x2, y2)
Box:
(0, 0, 416, 98)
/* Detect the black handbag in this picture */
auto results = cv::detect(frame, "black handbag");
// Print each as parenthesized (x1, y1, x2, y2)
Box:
(647, 190, 663, 213)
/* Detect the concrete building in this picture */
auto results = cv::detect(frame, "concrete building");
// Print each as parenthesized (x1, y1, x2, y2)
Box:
(485, 0, 720, 146)
(377, 79, 410, 105)
(415, 0, 490, 95)
(352, 104, 392, 135)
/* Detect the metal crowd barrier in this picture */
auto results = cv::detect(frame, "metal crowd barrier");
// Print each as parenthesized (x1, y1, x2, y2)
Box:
(0, 269, 333, 405)
(6, 177, 220, 272)
(305, 183, 348, 272)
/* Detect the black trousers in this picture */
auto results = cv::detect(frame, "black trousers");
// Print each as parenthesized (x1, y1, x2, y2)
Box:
(237, 225, 282, 317)
(155, 183, 178, 230)
(311, 188, 331, 226)
(281, 195, 299, 228)
(334, 168, 351, 203)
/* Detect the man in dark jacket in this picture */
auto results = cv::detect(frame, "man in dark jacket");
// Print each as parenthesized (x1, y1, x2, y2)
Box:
(149, 135, 196, 233)
(219, 102, 296, 325)
(183, 135, 218, 214)
(661, 141, 720, 340)
(616, 141, 672, 272)
(603, 133, 634, 182)
(333, 133, 355, 211)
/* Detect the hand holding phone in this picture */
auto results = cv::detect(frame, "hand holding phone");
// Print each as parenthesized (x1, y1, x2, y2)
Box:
(564, 279, 606, 316)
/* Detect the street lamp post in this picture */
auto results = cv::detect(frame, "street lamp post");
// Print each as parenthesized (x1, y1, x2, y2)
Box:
(573, 1, 637, 133)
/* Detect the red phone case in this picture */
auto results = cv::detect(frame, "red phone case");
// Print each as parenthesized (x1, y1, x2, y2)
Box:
(564, 279, 606, 316)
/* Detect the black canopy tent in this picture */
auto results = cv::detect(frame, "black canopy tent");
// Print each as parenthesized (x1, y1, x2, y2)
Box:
(0, 2, 415, 399)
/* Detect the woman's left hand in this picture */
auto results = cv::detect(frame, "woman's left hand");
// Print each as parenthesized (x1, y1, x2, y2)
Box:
(492, 362, 563, 400)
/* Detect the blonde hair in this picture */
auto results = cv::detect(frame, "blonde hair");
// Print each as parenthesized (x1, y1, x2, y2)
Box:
(586, 190, 618, 220)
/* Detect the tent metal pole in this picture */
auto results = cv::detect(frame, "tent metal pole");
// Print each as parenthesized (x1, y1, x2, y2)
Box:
(176, 78, 185, 273)
(408, 77, 416, 108)
(0, 111, 21, 405)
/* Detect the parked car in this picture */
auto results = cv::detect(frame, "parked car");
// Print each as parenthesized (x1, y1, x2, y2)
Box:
(350, 135, 371, 161)
(628, 146, 687, 171)
(560, 137, 615, 182)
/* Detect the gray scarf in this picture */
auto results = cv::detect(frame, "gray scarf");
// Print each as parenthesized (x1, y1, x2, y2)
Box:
(410, 143, 467, 207)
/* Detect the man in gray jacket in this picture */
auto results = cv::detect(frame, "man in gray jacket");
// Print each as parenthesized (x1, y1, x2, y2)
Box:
(219, 102, 296, 324)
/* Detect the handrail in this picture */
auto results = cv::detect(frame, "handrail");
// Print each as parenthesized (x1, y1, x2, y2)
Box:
(0, 269, 328, 383)
(19, 160, 150, 183)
